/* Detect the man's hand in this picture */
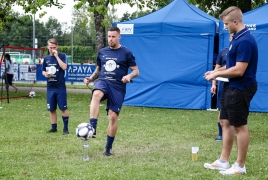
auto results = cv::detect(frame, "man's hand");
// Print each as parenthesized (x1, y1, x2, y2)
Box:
(204, 71, 217, 81)
(121, 75, 132, 83)
(44, 72, 52, 78)
(52, 50, 58, 57)
(84, 77, 92, 86)
(210, 85, 216, 94)
(204, 70, 213, 77)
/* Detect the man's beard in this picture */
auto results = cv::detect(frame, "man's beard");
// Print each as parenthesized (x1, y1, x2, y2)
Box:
(109, 42, 116, 48)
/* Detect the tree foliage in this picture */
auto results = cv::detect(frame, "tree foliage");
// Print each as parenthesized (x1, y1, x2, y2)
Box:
(119, 9, 152, 22)
(72, 0, 173, 54)
(1, 0, 267, 60)
(0, 12, 95, 63)
(189, 0, 267, 18)
(0, 0, 64, 30)
(0, 12, 44, 47)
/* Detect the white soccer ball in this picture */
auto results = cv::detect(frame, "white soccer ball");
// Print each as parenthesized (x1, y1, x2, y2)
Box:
(76, 123, 94, 140)
(29, 91, 36, 97)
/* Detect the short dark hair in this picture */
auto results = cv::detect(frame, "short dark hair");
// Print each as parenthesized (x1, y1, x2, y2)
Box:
(108, 26, 120, 34)
(5, 53, 10, 60)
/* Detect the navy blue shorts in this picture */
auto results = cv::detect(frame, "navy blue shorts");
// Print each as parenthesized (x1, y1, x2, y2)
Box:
(93, 80, 125, 114)
(220, 82, 257, 126)
(47, 89, 68, 111)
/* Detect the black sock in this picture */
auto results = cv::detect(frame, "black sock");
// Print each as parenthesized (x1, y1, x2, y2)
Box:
(218, 122, 222, 136)
(106, 135, 115, 149)
(90, 118, 98, 134)
(62, 116, 69, 130)
(52, 123, 57, 130)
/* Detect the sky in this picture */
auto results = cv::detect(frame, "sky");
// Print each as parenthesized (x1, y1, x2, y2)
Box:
(13, 0, 137, 26)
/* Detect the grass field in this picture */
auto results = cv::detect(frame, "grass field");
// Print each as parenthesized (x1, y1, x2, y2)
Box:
(1, 90, 268, 179)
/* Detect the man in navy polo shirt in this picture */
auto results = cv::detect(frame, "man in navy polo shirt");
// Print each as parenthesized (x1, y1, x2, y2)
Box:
(42, 38, 69, 135)
(204, 6, 258, 175)
(84, 26, 140, 156)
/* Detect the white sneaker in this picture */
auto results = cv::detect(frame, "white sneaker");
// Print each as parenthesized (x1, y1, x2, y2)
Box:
(204, 159, 230, 170)
(220, 162, 246, 175)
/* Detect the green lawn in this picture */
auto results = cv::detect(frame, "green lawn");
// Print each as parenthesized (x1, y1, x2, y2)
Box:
(0, 91, 268, 179)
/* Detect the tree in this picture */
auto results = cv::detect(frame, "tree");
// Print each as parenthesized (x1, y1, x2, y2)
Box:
(0, 0, 64, 31)
(70, 4, 96, 62)
(73, 0, 173, 55)
(0, 12, 48, 47)
(120, 12, 133, 22)
(106, 5, 119, 28)
(74, 0, 107, 55)
(0, 0, 172, 56)
(119, 10, 152, 22)
(45, 17, 63, 37)
(189, 0, 267, 18)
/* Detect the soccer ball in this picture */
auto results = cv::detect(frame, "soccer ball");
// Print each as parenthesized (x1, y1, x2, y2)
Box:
(76, 123, 94, 140)
(29, 91, 36, 97)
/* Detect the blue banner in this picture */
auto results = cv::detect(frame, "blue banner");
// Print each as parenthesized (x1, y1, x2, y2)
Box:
(5, 64, 96, 82)
(66, 64, 96, 82)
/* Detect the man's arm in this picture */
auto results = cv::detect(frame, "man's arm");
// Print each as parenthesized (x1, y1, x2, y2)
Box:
(121, 66, 139, 83)
(89, 66, 101, 81)
(129, 66, 139, 79)
(55, 55, 67, 70)
(211, 64, 221, 94)
(206, 62, 248, 81)
(214, 65, 226, 72)
(52, 50, 67, 70)
(84, 66, 100, 85)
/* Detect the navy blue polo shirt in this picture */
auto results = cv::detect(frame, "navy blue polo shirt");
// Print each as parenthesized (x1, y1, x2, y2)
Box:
(97, 46, 137, 93)
(216, 48, 228, 66)
(226, 27, 258, 90)
(42, 53, 67, 90)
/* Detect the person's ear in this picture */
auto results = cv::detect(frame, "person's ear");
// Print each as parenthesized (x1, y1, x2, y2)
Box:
(233, 20, 238, 25)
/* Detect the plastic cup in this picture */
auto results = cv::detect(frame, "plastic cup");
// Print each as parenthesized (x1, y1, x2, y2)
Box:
(46, 67, 53, 77)
(192, 147, 199, 161)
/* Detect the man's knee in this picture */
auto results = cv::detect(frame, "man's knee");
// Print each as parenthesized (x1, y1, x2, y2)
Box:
(92, 90, 104, 100)
(108, 110, 118, 121)
(220, 119, 230, 127)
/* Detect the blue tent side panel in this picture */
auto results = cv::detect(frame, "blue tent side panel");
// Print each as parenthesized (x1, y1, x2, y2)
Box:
(219, 4, 268, 112)
(248, 33, 268, 112)
(113, 0, 217, 110)
(122, 35, 213, 109)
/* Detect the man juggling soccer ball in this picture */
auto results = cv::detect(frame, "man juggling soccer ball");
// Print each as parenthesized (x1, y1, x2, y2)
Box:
(84, 26, 140, 156)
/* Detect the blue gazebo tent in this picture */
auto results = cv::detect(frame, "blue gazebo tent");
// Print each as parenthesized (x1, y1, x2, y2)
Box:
(113, 0, 218, 109)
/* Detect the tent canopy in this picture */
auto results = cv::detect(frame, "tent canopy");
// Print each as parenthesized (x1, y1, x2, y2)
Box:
(114, 0, 218, 109)
(118, 0, 217, 35)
